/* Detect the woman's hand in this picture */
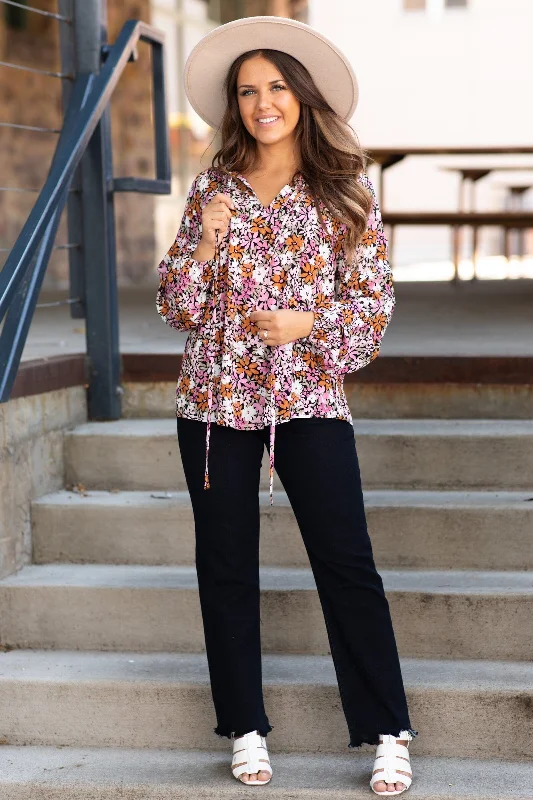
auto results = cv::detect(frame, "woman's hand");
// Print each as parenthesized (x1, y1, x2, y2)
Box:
(193, 192, 235, 261)
(249, 309, 315, 346)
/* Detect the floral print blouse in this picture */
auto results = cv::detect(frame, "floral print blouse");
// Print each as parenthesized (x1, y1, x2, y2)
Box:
(156, 166, 395, 505)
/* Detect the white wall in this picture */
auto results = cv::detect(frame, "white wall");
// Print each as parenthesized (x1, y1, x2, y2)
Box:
(309, 0, 533, 271)
(151, 0, 215, 137)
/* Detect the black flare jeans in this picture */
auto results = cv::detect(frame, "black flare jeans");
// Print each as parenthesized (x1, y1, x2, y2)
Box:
(176, 415, 416, 748)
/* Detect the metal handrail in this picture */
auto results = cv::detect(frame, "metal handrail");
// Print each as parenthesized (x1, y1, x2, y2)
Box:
(0, 19, 170, 403)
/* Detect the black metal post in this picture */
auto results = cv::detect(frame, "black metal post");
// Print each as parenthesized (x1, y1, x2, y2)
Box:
(67, 0, 122, 419)
(58, 0, 85, 320)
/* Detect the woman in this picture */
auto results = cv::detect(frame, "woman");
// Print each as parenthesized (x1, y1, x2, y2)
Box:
(156, 15, 417, 796)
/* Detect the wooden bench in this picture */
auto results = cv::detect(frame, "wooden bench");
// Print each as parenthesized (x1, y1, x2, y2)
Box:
(381, 212, 533, 281)
(366, 149, 533, 280)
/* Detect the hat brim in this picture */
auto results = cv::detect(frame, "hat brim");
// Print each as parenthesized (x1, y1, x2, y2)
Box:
(183, 16, 358, 130)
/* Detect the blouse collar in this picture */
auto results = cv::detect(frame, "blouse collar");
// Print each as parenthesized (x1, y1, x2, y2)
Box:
(228, 169, 306, 210)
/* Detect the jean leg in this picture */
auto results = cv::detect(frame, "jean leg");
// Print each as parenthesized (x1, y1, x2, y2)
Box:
(271, 417, 416, 748)
(177, 417, 273, 739)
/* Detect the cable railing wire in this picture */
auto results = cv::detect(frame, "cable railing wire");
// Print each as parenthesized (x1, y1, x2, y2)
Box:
(0, 187, 78, 193)
(0, 0, 72, 23)
(0, 60, 73, 80)
(0, 122, 61, 134)
(0, 243, 80, 253)
(35, 296, 82, 309)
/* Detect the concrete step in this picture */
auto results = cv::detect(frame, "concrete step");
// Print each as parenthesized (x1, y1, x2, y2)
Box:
(1, 746, 531, 799)
(1, 564, 532, 660)
(63, 418, 533, 491)
(0, 650, 531, 759)
(32, 488, 533, 570)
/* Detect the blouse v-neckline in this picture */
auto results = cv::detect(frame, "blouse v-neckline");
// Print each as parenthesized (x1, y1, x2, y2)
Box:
(231, 170, 303, 211)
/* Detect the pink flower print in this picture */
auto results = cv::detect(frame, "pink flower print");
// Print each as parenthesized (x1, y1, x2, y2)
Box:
(270, 218, 282, 235)
(251, 398, 267, 417)
(235, 372, 249, 390)
(316, 382, 330, 400)
(255, 287, 278, 310)
(267, 253, 282, 273)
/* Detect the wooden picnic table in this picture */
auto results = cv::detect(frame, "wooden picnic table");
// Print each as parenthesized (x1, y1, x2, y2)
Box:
(366, 148, 533, 280)
(440, 166, 533, 272)
(366, 147, 533, 207)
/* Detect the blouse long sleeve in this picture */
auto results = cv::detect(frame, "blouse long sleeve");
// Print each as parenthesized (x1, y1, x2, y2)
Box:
(156, 174, 216, 331)
(303, 173, 395, 376)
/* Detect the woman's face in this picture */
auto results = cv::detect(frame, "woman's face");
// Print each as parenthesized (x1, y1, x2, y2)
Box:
(236, 55, 301, 147)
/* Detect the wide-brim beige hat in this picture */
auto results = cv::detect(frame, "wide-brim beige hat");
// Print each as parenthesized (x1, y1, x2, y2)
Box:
(184, 15, 358, 130)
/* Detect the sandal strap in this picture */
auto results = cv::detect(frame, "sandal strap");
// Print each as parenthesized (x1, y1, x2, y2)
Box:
(375, 743, 410, 760)
(231, 731, 272, 779)
(370, 735, 412, 789)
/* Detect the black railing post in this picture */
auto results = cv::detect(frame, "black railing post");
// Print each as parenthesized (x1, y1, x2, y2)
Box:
(58, 0, 85, 321)
(69, 0, 122, 419)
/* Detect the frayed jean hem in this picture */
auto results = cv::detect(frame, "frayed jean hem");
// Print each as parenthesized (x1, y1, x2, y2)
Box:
(214, 723, 274, 740)
(348, 727, 418, 749)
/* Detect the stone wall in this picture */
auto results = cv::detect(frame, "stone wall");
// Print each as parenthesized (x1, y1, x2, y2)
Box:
(0, 0, 155, 288)
(0, 387, 87, 579)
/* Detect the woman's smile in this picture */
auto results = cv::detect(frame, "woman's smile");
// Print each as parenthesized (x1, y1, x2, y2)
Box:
(256, 115, 281, 126)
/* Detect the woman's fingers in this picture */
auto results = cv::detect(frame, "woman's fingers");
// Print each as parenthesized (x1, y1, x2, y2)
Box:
(199, 193, 235, 248)
(209, 209, 232, 223)
(249, 311, 273, 324)
(250, 312, 274, 339)
(212, 192, 235, 209)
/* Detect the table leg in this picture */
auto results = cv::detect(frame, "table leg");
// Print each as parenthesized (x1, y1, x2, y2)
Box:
(471, 225, 479, 281)
(452, 225, 461, 283)
(504, 226, 512, 264)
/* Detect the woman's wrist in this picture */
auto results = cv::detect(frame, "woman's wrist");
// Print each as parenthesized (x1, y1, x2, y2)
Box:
(192, 240, 216, 261)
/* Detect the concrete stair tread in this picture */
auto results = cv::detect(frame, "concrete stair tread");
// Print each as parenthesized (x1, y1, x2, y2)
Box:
(0, 745, 531, 799)
(32, 487, 533, 509)
(67, 417, 533, 437)
(1, 649, 532, 691)
(3, 563, 533, 594)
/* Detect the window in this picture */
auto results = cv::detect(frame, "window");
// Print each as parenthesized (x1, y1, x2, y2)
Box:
(404, 0, 468, 9)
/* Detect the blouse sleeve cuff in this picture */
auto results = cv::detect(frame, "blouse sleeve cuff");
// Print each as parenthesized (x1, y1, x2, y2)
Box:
(300, 308, 341, 371)
(303, 308, 338, 350)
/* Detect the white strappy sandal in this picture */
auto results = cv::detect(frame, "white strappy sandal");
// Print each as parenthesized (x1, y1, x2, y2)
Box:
(370, 731, 413, 796)
(231, 730, 273, 786)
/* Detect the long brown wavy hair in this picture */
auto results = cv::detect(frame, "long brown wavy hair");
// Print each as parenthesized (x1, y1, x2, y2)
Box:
(210, 48, 373, 264)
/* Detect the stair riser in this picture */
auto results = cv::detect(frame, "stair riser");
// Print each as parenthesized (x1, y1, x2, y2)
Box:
(31, 500, 533, 570)
(1, 586, 531, 661)
(0, 680, 531, 759)
(64, 432, 533, 491)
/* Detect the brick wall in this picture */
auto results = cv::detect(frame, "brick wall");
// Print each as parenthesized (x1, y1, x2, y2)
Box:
(0, 0, 155, 288)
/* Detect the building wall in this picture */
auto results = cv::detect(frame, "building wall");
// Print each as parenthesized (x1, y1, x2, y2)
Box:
(0, 1, 65, 282)
(0, 0, 156, 288)
(308, 0, 533, 268)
